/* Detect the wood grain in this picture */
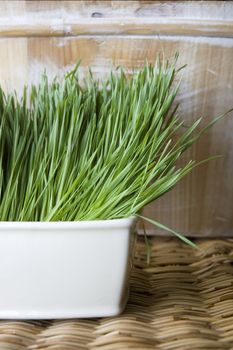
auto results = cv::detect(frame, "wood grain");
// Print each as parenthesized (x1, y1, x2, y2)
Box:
(0, 1, 232, 237)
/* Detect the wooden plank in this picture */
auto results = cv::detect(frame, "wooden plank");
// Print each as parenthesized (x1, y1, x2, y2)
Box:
(0, 1, 232, 37)
(2, 1, 232, 21)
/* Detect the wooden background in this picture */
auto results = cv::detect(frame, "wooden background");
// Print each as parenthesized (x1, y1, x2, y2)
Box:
(0, 0, 232, 236)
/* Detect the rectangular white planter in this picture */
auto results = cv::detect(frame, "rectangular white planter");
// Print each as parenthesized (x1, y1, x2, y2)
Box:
(0, 217, 136, 319)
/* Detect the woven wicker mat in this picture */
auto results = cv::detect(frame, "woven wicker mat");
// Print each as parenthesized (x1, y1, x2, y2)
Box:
(0, 237, 233, 350)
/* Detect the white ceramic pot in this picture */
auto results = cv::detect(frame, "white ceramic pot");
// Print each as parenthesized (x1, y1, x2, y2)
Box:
(0, 217, 137, 319)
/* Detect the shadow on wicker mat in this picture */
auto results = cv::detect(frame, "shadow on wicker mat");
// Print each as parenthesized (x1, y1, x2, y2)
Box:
(0, 237, 232, 350)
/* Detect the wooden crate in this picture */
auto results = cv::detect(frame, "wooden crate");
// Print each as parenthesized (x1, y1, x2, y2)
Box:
(0, 0, 232, 236)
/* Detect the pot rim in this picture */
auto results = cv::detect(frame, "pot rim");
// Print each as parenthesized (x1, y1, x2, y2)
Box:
(0, 216, 137, 230)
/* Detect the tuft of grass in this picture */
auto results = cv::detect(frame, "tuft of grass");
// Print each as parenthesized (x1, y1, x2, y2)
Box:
(0, 57, 228, 244)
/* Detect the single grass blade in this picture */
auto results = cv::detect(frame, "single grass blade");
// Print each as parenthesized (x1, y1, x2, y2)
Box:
(138, 214, 197, 248)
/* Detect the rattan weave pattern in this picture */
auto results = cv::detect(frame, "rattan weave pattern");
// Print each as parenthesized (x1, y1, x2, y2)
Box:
(0, 237, 233, 350)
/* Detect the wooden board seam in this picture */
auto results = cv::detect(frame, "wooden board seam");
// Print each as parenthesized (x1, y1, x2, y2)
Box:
(0, 18, 232, 38)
